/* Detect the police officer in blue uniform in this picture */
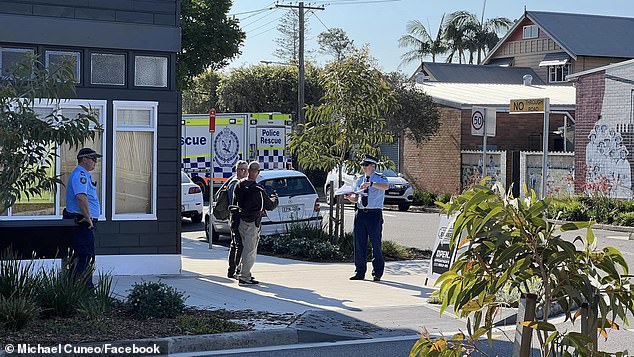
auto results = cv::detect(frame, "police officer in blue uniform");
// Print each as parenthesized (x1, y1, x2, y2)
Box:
(345, 154, 389, 281)
(63, 148, 102, 287)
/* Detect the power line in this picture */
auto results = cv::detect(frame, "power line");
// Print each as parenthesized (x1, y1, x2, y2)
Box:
(249, 26, 279, 39)
(228, 2, 276, 17)
(244, 14, 283, 34)
(316, 0, 401, 5)
(309, 10, 330, 31)
(242, 8, 280, 29)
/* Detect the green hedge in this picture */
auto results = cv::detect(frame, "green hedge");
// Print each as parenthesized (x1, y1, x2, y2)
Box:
(547, 196, 634, 226)
(412, 190, 451, 207)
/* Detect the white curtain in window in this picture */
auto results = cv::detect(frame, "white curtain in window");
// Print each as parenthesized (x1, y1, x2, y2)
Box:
(115, 131, 153, 214)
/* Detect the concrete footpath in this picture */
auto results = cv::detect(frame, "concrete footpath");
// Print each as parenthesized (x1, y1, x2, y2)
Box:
(110, 233, 466, 354)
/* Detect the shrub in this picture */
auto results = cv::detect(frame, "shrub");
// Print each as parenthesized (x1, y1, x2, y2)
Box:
(436, 193, 451, 204)
(617, 199, 634, 213)
(413, 190, 437, 207)
(0, 248, 40, 299)
(259, 224, 353, 261)
(177, 314, 245, 334)
(615, 212, 634, 226)
(381, 240, 411, 260)
(586, 196, 619, 224)
(126, 280, 186, 319)
(0, 295, 40, 330)
(548, 198, 589, 222)
(79, 272, 115, 319)
(36, 262, 94, 318)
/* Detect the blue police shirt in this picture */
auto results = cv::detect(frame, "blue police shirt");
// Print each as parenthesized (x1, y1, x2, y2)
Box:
(354, 172, 389, 209)
(66, 165, 100, 218)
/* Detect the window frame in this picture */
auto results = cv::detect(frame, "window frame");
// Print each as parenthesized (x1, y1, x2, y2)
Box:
(112, 100, 158, 221)
(0, 47, 35, 78)
(45, 50, 82, 83)
(90, 52, 127, 86)
(548, 64, 570, 83)
(523, 25, 538, 39)
(0, 99, 107, 221)
(133, 55, 169, 88)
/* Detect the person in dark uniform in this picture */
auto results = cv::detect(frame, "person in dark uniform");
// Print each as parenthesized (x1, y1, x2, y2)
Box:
(63, 147, 102, 287)
(227, 160, 248, 279)
(344, 154, 389, 281)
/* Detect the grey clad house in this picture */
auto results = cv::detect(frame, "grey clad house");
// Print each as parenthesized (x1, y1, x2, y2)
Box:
(0, 1, 182, 275)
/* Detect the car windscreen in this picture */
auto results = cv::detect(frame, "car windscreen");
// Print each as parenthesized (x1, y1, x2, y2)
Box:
(260, 177, 316, 197)
(378, 169, 399, 177)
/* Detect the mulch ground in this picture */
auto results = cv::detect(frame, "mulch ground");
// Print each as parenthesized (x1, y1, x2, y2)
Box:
(0, 307, 297, 347)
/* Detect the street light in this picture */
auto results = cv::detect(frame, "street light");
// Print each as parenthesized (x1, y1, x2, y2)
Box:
(260, 60, 295, 66)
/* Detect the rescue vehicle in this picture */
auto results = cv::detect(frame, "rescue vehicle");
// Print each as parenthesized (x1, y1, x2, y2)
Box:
(181, 113, 293, 197)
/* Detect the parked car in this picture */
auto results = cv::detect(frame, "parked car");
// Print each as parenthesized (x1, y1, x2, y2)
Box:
(205, 170, 322, 242)
(181, 171, 204, 223)
(324, 165, 414, 211)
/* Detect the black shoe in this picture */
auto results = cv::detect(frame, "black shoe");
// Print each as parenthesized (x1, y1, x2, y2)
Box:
(373, 276, 381, 282)
(227, 271, 236, 279)
(349, 275, 364, 280)
(238, 278, 259, 285)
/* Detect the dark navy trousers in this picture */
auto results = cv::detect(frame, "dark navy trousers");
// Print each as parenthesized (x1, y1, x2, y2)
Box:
(353, 209, 385, 278)
(71, 221, 95, 288)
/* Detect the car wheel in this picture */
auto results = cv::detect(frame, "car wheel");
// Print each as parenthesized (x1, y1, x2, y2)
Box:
(398, 203, 411, 211)
(191, 212, 203, 223)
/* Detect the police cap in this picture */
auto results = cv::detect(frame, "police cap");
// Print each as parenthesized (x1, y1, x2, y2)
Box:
(360, 154, 379, 165)
(77, 148, 102, 160)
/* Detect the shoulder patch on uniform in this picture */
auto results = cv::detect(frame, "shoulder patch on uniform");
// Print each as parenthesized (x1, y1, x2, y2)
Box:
(80, 177, 87, 184)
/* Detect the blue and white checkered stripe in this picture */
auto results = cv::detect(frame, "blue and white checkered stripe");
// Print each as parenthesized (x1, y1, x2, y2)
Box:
(258, 150, 286, 170)
(183, 157, 235, 180)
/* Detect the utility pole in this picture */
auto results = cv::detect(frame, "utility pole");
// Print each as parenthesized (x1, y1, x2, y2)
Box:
(275, 2, 324, 124)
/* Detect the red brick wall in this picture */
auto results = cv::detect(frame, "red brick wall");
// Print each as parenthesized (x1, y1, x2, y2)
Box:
(573, 71, 606, 192)
(402, 106, 461, 194)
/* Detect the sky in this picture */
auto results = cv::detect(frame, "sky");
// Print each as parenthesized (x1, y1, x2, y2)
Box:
(226, 0, 634, 76)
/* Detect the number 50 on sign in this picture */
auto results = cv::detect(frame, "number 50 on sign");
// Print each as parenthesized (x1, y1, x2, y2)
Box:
(471, 107, 496, 137)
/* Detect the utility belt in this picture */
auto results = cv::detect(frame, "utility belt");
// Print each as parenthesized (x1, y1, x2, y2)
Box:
(63, 209, 97, 225)
(355, 207, 382, 213)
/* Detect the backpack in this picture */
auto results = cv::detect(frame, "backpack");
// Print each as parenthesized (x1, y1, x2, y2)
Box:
(213, 181, 234, 220)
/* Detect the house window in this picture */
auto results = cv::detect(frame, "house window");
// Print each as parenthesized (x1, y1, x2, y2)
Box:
(0, 47, 34, 77)
(134, 56, 167, 87)
(45, 50, 81, 82)
(91, 53, 125, 86)
(0, 100, 106, 220)
(523, 25, 538, 39)
(549, 64, 570, 83)
(112, 101, 158, 220)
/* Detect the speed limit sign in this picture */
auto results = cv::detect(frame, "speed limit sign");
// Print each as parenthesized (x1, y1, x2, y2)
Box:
(471, 107, 485, 136)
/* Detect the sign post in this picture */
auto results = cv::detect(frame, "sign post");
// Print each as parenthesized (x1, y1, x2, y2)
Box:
(208, 109, 216, 250)
(509, 98, 549, 198)
(471, 107, 496, 179)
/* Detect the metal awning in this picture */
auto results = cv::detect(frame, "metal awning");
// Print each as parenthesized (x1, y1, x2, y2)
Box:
(487, 57, 513, 67)
(539, 52, 571, 67)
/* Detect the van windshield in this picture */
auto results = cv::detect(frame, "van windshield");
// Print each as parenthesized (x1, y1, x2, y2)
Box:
(261, 177, 316, 197)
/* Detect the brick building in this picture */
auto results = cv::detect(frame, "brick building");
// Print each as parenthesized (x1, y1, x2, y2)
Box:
(567, 59, 634, 198)
(402, 82, 575, 195)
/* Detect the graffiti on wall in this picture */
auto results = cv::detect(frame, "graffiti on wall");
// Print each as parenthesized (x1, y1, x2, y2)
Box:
(461, 151, 506, 190)
(520, 152, 575, 198)
(584, 65, 634, 198)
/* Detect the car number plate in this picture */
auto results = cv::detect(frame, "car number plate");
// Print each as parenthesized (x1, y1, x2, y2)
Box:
(281, 205, 301, 213)
(387, 192, 400, 196)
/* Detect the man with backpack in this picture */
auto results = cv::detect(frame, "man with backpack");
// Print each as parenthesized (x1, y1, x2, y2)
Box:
(222, 160, 248, 279)
(233, 161, 278, 285)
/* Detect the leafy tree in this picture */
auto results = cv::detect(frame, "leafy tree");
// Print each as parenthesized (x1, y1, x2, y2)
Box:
(274, 10, 311, 62)
(178, 0, 245, 90)
(216, 64, 323, 115)
(0, 56, 100, 212)
(384, 72, 439, 145)
(181, 69, 223, 114)
(288, 48, 397, 237)
(444, 11, 512, 64)
(411, 182, 634, 356)
(398, 17, 446, 67)
(318, 28, 354, 62)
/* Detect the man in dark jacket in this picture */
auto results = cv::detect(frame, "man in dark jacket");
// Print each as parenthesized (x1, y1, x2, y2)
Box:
(233, 161, 278, 285)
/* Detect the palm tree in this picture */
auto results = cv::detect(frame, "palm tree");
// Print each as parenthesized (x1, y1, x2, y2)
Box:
(398, 16, 446, 69)
(444, 10, 512, 64)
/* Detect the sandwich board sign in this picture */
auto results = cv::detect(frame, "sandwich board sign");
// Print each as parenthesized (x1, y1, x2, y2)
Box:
(427, 213, 461, 282)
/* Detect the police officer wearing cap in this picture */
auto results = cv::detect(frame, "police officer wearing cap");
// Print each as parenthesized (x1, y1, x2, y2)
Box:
(344, 154, 389, 281)
(64, 147, 102, 287)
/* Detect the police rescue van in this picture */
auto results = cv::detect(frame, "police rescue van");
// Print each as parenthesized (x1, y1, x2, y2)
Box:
(181, 113, 292, 195)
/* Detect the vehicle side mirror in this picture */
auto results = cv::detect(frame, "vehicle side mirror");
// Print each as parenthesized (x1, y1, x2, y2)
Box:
(398, 173, 404, 178)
